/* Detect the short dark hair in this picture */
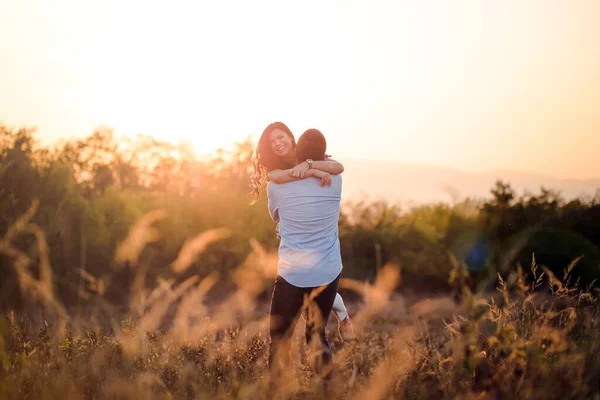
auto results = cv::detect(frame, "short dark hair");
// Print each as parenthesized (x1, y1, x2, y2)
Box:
(296, 129, 327, 164)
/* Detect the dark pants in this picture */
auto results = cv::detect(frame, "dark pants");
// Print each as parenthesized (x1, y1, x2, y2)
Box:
(268, 273, 340, 380)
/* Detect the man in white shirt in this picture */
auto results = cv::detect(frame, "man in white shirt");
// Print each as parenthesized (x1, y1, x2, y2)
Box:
(267, 128, 344, 382)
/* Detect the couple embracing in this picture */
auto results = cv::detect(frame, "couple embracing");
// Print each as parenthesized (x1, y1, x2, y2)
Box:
(251, 122, 353, 383)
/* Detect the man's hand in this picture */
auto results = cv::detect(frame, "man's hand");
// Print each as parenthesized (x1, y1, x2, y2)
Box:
(289, 161, 309, 178)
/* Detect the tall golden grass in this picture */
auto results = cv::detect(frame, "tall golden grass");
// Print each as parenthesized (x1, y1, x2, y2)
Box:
(0, 203, 599, 399)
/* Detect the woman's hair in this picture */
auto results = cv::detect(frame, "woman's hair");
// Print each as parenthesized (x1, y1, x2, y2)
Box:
(250, 122, 296, 202)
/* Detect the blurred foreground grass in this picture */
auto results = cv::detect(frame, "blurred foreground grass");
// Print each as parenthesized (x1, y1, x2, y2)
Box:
(1, 206, 599, 399)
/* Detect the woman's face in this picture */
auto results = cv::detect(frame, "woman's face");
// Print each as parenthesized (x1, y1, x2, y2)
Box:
(269, 128, 294, 158)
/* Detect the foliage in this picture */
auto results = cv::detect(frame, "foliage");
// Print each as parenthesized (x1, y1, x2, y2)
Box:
(1, 122, 600, 397)
(0, 216, 598, 399)
(1, 124, 600, 312)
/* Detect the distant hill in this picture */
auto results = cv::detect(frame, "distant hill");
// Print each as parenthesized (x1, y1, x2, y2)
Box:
(340, 159, 600, 205)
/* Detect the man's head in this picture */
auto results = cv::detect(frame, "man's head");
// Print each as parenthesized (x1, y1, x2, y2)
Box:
(295, 129, 327, 164)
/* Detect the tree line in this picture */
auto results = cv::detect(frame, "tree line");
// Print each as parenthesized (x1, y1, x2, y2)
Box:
(1, 125, 599, 312)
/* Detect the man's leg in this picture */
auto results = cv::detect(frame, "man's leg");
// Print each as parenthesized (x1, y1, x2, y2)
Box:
(268, 275, 305, 381)
(305, 274, 341, 379)
(305, 291, 352, 344)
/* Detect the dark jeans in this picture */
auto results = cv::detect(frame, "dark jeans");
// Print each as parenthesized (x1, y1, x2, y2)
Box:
(268, 273, 341, 379)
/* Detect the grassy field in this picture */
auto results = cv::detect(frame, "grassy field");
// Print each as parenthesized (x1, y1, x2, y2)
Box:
(2, 270, 599, 399)
(1, 209, 600, 399)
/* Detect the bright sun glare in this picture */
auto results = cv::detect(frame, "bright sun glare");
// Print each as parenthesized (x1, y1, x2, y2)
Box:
(64, 0, 343, 156)
(1, 1, 599, 177)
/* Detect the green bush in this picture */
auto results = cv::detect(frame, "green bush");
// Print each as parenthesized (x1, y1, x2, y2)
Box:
(501, 228, 600, 287)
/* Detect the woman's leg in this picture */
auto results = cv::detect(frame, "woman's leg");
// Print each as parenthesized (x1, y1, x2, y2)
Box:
(332, 292, 348, 321)
(333, 291, 354, 341)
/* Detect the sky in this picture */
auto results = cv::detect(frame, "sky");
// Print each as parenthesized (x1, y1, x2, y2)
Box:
(1, 0, 599, 179)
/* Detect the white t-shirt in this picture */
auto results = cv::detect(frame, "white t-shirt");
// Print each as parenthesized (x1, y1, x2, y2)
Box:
(267, 175, 343, 288)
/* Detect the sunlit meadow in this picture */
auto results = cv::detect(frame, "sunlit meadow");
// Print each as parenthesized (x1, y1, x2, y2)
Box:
(1, 197, 599, 399)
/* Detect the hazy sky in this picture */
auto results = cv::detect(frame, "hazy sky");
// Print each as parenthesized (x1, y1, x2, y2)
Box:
(1, 0, 599, 178)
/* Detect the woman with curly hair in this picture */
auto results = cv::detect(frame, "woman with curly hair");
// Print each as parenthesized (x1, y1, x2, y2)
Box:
(250, 121, 345, 200)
